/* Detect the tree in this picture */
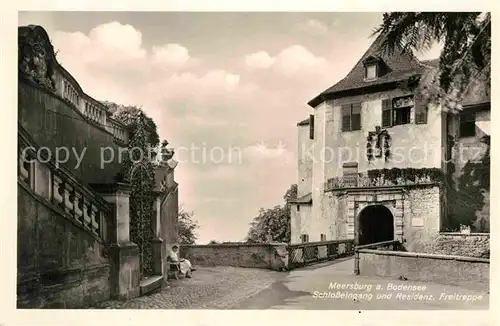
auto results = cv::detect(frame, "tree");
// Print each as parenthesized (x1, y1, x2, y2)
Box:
(101, 100, 161, 147)
(178, 206, 200, 244)
(373, 12, 490, 108)
(246, 184, 297, 243)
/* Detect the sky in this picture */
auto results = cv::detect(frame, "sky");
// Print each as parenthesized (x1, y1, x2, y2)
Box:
(18, 12, 442, 244)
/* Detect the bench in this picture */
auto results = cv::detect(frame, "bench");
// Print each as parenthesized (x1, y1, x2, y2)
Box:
(167, 259, 182, 280)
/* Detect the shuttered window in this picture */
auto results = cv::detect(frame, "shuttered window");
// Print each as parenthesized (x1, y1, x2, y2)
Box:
(341, 103, 362, 131)
(382, 98, 392, 127)
(351, 103, 361, 130)
(414, 93, 428, 124)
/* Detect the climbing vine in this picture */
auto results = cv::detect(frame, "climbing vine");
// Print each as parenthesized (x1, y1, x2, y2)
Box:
(122, 113, 156, 278)
(444, 135, 490, 232)
(326, 167, 444, 189)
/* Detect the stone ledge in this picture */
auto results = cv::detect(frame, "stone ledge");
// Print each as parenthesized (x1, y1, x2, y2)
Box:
(140, 275, 163, 296)
(182, 242, 288, 248)
(358, 249, 490, 263)
(438, 232, 490, 237)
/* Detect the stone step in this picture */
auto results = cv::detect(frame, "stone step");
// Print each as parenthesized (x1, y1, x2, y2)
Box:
(140, 275, 163, 296)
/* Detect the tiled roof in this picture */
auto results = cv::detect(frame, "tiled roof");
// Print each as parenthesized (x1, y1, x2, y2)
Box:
(308, 33, 429, 107)
(297, 118, 310, 126)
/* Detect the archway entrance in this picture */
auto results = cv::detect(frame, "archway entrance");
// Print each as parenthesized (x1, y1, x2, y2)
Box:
(358, 205, 394, 245)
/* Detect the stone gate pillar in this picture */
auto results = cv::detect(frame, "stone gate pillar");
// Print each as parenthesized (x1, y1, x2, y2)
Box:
(93, 182, 140, 300)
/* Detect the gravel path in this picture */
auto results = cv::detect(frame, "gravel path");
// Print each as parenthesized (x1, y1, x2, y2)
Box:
(95, 266, 283, 309)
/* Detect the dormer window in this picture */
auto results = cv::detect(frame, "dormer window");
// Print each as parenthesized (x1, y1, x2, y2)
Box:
(363, 55, 385, 81)
(365, 64, 377, 80)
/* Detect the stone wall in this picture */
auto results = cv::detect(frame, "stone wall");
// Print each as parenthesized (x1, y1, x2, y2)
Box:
(358, 249, 489, 291)
(180, 243, 288, 271)
(297, 124, 313, 198)
(323, 88, 443, 180)
(18, 81, 124, 185)
(290, 204, 312, 244)
(17, 184, 110, 308)
(402, 186, 441, 252)
(431, 233, 489, 258)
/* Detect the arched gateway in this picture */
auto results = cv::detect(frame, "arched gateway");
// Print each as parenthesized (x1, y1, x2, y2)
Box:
(357, 204, 394, 245)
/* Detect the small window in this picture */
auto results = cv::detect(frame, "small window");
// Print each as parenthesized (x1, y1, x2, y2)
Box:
(297, 205, 300, 212)
(342, 162, 358, 187)
(320, 234, 326, 241)
(341, 103, 362, 131)
(365, 64, 377, 79)
(460, 112, 476, 138)
(300, 234, 309, 243)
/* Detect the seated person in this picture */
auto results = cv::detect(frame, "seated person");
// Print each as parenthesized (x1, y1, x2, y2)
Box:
(167, 245, 195, 278)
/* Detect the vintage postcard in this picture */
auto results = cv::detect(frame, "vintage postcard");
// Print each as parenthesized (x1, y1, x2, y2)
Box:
(4, 7, 496, 325)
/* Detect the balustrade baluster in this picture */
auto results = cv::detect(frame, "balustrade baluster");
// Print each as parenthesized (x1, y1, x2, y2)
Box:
(64, 183, 74, 214)
(19, 153, 30, 183)
(52, 175, 64, 206)
(90, 204, 99, 236)
(64, 82, 68, 99)
(99, 211, 107, 241)
(83, 201, 92, 230)
(74, 192, 83, 224)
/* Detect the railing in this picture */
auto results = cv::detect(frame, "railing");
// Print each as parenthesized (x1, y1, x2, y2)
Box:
(354, 240, 406, 274)
(18, 126, 111, 243)
(287, 239, 355, 269)
(58, 73, 128, 144)
(355, 239, 406, 251)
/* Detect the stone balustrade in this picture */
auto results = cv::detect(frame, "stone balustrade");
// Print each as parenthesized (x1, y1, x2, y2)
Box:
(18, 127, 111, 242)
(106, 117, 129, 144)
(84, 98, 106, 126)
(58, 73, 128, 144)
(62, 79, 80, 110)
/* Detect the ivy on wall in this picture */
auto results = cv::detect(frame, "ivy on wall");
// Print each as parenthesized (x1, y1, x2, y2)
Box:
(366, 168, 444, 185)
(444, 135, 490, 232)
(326, 167, 444, 189)
(122, 113, 156, 278)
